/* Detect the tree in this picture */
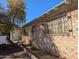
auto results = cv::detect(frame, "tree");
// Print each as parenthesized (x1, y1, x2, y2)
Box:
(7, 0, 25, 25)
(0, 12, 12, 35)
(7, 0, 25, 40)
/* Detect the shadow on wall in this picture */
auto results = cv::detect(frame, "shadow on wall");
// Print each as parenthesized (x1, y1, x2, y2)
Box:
(31, 23, 61, 58)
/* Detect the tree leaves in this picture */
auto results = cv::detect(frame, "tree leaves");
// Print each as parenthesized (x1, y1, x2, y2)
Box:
(0, 12, 12, 34)
(7, 0, 25, 20)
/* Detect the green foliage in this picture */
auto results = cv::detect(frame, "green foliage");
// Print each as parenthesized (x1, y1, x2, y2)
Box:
(0, 12, 13, 34)
(7, 0, 25, 20)
(0, 24, 12, 33)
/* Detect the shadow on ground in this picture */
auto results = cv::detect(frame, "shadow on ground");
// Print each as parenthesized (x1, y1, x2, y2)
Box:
(0, 44, 24, 56)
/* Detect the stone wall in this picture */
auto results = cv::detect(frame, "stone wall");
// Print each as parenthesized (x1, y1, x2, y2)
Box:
(25, 1, 78, 59)
(51, 9, 78, 59)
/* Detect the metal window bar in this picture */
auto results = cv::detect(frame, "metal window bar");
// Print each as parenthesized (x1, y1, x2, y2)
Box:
(59, 17, 62, 35)
(55, 19, 58, 35)
(51, 21, 53, 34)
(47, 13, 72, 36)
(53, 20, 55, 34)
(51, 22, 53, 34)
(50, 21, 53, 34)
(65, 14, 70, 35)
(52, 20, 54, 34)
(48, 22, 51, 34)
(61, 15, 66, 35)
(54, 20, 56, 34)
(64, 15, 67, 35)
(61, 16, 64, 35)
(57, 19, 61, 35)
(68, 12, 73, 36)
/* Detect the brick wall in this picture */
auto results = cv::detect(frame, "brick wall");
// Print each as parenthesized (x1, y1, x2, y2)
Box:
(51, 9, 78, 59)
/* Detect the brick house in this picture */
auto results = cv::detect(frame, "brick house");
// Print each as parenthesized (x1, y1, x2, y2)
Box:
(24, 0, 78, 59)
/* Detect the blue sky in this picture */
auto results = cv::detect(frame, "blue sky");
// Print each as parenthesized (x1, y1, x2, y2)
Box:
(0, 0, 64, 23)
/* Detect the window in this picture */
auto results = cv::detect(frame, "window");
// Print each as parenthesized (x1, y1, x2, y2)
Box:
(48, 21, 53, 34)
(47, 14, 72, 35)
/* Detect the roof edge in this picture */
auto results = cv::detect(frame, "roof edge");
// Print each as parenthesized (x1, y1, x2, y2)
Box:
(23, 1, 65, 27)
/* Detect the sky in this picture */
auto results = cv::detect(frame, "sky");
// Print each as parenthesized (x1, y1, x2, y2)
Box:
(0, 0, 64, 24)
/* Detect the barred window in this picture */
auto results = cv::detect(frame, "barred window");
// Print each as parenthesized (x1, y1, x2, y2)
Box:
(48, 21, 53, 34)
(48, 14, 72, 35)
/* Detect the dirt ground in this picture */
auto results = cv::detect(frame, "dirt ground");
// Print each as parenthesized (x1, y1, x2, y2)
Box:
(0, 44, 61, 59)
